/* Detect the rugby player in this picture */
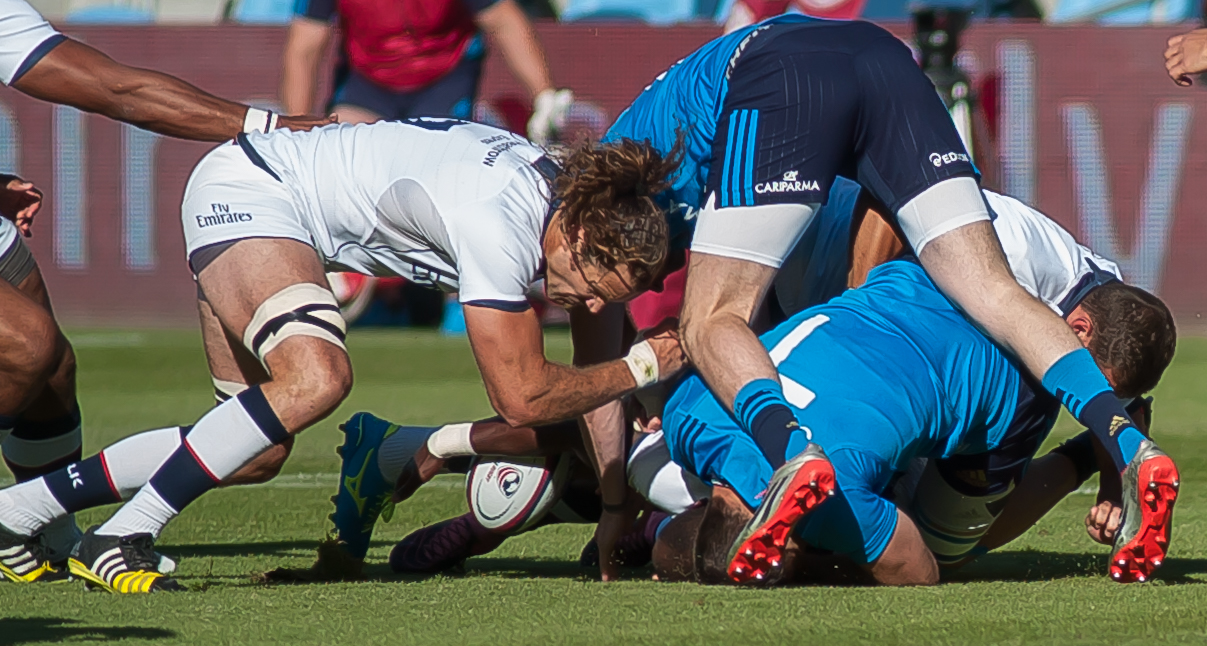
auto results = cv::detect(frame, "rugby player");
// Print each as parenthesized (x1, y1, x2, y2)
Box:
(0, 118, 686, 592)
(360, 178, 1176, 581)
(651, 258, 1173, 586)
(604, 14, 1173, 582)
(0, 0, 330, 581)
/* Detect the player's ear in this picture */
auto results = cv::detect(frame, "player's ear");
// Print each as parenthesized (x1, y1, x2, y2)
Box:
(1067, 305, 1094, 347)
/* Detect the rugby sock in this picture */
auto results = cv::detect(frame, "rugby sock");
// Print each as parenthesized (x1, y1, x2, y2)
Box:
(97, 387, 289, 538)
(0, 426, 185, 537)
(2, 410, 83, 481)
(1041, 348, 1146, 472)
(1048, 430, 1099, 486)
(377, 425, 439, 485)
(733, 379, 807, 469)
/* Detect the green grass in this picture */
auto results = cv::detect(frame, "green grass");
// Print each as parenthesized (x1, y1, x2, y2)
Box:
(3, 330, 1207, 645)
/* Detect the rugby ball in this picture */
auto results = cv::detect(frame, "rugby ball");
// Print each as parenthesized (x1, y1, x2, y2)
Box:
(468, 454, 570, 533)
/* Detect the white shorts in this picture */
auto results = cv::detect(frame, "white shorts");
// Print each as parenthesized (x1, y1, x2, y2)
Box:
(0, 216, 17, 260)
(180, 144, 313, 274)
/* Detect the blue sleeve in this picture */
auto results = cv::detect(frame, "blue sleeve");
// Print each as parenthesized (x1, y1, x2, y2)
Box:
(794, 448, 897, 564)
(294, 0, 336, 21)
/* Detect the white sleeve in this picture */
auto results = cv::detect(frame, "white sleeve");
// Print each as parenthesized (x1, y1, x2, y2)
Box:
(0, 0, 64, 86)
(452, 195, 542, 311)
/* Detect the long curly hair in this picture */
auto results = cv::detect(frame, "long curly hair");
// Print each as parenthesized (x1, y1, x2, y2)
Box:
(553, 137, 683, 290)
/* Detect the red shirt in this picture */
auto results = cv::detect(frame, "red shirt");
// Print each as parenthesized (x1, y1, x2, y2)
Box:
(298, 0, 497, 92)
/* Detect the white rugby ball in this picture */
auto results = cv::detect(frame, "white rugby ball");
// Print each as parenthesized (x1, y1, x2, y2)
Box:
(468, 454, 570, 533)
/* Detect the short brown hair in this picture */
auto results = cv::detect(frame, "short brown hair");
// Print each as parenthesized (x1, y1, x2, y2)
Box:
(554, 137, 683, 291)
(1079, 282, 1177, 399)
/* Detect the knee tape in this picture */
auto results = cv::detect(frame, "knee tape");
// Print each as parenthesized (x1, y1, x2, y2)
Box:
(896, 177, 990, 255)
(628, 431, 712, 515)
(212, 378, 249, 403)
(895, 458, 1012, 565)
(243, 283, 347, 364)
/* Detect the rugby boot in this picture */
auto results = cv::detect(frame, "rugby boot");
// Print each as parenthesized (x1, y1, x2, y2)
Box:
(67, 526, 183, 593)
(40, 514, 83, 566)
(1110, 439, 1179, 583)
(0, 523, 62, 583)
(727, 443, 835, 585)
(389, 513, 505, 574)
(330, 412, 402, 560)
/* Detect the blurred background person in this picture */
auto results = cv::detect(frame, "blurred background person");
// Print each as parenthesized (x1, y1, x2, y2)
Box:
(280, 0, 573, 333)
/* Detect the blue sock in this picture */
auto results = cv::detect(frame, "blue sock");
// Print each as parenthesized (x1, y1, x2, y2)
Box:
(733, 379, 805, 469)
(1042, 349, 1142, 471)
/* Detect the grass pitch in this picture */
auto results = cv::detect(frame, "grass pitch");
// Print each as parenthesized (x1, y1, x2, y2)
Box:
(2, 329, 1207, 645)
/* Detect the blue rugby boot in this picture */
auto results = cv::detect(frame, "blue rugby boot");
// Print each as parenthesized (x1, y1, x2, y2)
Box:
(331, 412, 402, 561)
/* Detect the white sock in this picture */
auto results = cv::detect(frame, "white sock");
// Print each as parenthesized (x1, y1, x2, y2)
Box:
(97, 388, 285, 538)
(98, 487, 177, 538)
(101, 427, 184, 499)
(376, 425, 441, 485)
(0, 479, 66, 537)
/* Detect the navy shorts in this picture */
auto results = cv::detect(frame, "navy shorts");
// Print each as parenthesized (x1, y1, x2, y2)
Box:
(706, 20, 977, 213)
(329, 47, 484, 121)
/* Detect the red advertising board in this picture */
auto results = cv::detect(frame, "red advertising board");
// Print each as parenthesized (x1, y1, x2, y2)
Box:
(1, 23, 1203, 325)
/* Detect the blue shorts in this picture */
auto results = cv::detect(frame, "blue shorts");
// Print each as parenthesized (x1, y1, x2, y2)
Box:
(329, 44, 484, 121)
(664, 374, 898, 564)
(706, 20, 977, 213)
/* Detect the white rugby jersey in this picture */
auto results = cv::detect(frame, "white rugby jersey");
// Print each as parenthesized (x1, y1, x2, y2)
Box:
(0, 0, 64, 86)
(240, 119, 553, 310)
(774, 180, 1122, 316)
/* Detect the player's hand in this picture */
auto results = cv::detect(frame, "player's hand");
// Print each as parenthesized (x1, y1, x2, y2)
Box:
(391, 443, 445, 504)
(642, 319, 688, 381)
(527, 88, 573, 146)
(1085, 500, 1123, 545)
(1165, 29, 1207, 86)
(594, 495, 640, 582)
(276, 114, 337, 133)
(0, 177, 43, 237)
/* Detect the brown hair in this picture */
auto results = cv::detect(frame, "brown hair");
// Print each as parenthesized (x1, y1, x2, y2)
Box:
(1079, 282, 1177, 399)
(553, 137, 683, 290)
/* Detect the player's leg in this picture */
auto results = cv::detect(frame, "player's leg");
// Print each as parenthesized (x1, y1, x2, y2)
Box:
(327, 67, 397, 124)
(329, 414, 581, 564)
(681, 33, 861, 470)
(848, 23, 1165, 581)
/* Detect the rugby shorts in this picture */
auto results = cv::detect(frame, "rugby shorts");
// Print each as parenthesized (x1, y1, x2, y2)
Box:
(699, 20, 980, 263)
(180, 141, 314, 277)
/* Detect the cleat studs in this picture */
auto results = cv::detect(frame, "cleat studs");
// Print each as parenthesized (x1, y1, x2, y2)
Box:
(770, 559, 780, 567)
(1118, 559, 1128, 566)
(826, 489, 835, 496)
(1149, 482, 1159, 490)
(1138, 575, 1146, 582)
(735, 567, 744, 574)
(809, 480, 817, 488)
(1152, 559, 1162, 567)
(1112, 571, 1122, 580)
(746, 549, 753, 556)
(755, 573, 764, 580)
(1173, 481, 1180, 489)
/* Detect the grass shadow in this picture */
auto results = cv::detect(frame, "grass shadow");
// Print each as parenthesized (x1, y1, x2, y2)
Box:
(947, 550, 1207, 585)
(161, 539, 396, 559)
(0, 618, 175, 645)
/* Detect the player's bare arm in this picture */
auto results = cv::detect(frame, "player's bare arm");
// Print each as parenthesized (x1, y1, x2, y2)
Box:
(866, 510, 939, 586)
(279, 16, 334, 117)
(1165, 28, 1207, 86)
(475, 0, 553, 99)
(463, 304, 678, 428)
(13, 39, 331, 141)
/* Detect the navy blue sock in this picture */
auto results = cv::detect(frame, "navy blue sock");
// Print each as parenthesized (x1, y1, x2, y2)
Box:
(733, 379, 806, 469)
(1042, 349, 1145, 472)
(43, 453, 122, 513)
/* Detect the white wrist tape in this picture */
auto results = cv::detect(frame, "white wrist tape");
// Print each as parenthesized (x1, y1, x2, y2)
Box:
(426, 423, 475, 459)
(623, 340, 659, 389)
(243, 107, 279, 134)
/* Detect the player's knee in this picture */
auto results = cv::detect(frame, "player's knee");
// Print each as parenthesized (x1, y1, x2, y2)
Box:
(272, 341, 353, 417)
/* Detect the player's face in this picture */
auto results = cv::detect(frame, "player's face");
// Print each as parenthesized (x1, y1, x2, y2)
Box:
(543, 225, 640, 313)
